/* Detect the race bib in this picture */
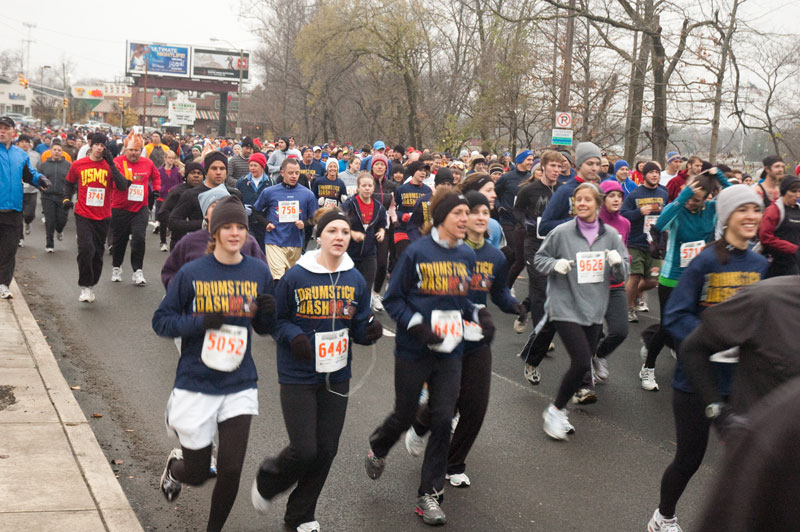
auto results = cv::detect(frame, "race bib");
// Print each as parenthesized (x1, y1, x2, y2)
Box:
(679, 240, 705, 267)
(314, 329, 348, 373)
(278, 200, 300, 223)
(127, 184, 145, 202)
(86, 187, 105, 207)
(201, 324, 248, 372)
(462, 320, 484, 342)
(643, 215, 658, 234)
(429, 310, 463, 353)
(576, 251, 605, 284)
(323, 197, 338, 209)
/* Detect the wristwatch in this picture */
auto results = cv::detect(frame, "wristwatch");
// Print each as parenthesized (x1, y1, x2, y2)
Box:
(705, 402, 724, 420)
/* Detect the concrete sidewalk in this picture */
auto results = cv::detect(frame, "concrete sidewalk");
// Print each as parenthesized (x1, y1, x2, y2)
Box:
(0, 281, 143, 532)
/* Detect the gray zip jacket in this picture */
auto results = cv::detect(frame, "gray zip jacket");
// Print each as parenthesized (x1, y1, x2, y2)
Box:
(534, 218, 629, 326)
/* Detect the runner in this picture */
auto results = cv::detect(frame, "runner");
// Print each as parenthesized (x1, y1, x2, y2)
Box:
(646, 185, 767, 532)
(152, 196, 276, 532)
(158, 162, 206, 250)
(311, 159, 346, 208)
(155, 150, 183, 252)
(63, 133, 129, 302)
(407, 168, 454, 242)
(368, 152, 396, 311)
(621, 161, 669, 322)
(393, 160, 432, 258)
(458, 172, 504, 248)
(753, 155, 784, 209)
(110, 133, 161, 286)
(757, 175, 800, 278)
(37, 141, 71, 253)
(603, 159, 637, 197)
(235, 152, 273, 254)
(252, 207, 382, 532)
(338, 155, 361, 197)
(496, 150, 534, 289)
(365, 189, 494, 526)
(253, 158, 318, 281)
(533, 183, 628, 439)
(267, 137, 289, 181)
(341, 173, 387, 302)
(405, 190, 520, 488)
(227, 137, 254, 184)
(16, 134, 41, 247)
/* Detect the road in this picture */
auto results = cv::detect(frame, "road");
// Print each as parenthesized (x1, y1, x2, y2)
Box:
(14, 212, 722, 531)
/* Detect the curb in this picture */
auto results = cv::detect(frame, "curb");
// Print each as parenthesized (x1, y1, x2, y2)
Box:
(8, 280, 144, 532)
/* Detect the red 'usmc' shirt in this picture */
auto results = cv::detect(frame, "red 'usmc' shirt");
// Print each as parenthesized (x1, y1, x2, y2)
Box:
(111, 155, 161, 212)
(65, 157, 115, 220)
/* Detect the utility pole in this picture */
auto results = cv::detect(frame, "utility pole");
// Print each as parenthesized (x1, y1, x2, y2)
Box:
(237, 48, 243, 133)
(22, 22, 35, 80)
(556, 0, 576, 114)
(143, 58, 148, 130)
(62, 63, 67, 126)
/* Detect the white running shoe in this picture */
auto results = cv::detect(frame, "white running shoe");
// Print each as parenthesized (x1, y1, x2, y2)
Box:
(251, 478, 271, 514)
(79, 287, 91, 303)
(132, 269, 146, 286)
(57, 232, 63, 241)
(640, 365, 659, 391)
(371, 292, 384, 312)
(111, 267, 122, 282)
(513, 313, 527, 334)
(296, 521, 320, 532)
(159, 242, 169, 252)
(636, 295, 649, 312)
(509, 286, 516, 298)
(543, 404, 569, 440)
(647, 508, 683, 532)
(45, 247, 54, 253)
(405, 427, 427, 457)
(0, 284, 12, 299)
(159, 448, 183, 502)
(18, 239, 24, 248)
(524, 363, 540, 385)
(592, 357, 609, 383)
(87, 286, 96, 303)
(446, 472, 471, 487)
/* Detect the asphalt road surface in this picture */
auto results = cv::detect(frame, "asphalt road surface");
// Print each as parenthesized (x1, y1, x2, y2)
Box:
(14, 211, 722, 531)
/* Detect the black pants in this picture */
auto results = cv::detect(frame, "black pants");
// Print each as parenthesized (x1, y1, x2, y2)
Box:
(370, 355, 462, 497)
(523, 235, 546, 322)
(0, 211, 22, 286)
(354, 257, 377, 296)
(412, 344, 492, 476)
(501, 223, 526, 288)
(257, 381, 349, 528)
(42, 195, 68, 248)
(374, 229, 391, 293)
(520, 319, 557, 366)
(393, 238, 410, 264)
(596, 286, 629, 359)
(658, 390, 714, 518)
(110, 207, 149, 271)
(644, 284, 677, 369)
(154, 200, 169, 245)
(170, 415, 252, 532)
(552, 321, 603, 409)
(19, 192, 37, 240)
(248, 213, 266, 254)
(75, 214, 109, 287)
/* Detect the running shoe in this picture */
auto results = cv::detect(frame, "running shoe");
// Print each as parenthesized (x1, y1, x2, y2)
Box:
(371, 292, 384, 312)
(635, 296, 649, 312)
(251, 478, 271, 514)
(79, 287, 91, 303)
(446, 473, 471, 487)
(111, 267, 122, 282)
(640, 365, 659, 391)
(548, 342, 556, 352)
(592, 357, 609, 383)
(25, 223, 31, 235)
(509, 286, 516, 299)
(513, 313, 528, 334)
(0, 284, 12, 299)
(132, 269, 146, 286)
(159, 448, 183, 502)
(647, 508, 683, 532)
(296, 521, 321, 532)
(524, 364, 540, 385)
(160, 242, 169, 252)
(627, 307, 639, 323)
(209, 443, 217, 477)
(151, 221, 160, 234)
(563, 416, 576, 435)
(45, 247, 54, 253)
(364, 450, 385, 480)
(572, 388, 598, 404)
(18, 239, 24, 248)
(415, 493, 446, 525)
(87, 287, 96, 303)
(543, 404, 569, 440)
(405, 427, 427, 457)
(57, 232, 63, 241)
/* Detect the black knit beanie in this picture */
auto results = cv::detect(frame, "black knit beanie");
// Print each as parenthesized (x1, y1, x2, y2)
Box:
(464, 190, 489, 211)
(432, 191, 469, 227)
(314, 208, 350, 238)
(204, 151, 228, 170)
(641, 161, 661, 178)
(210, 196, 249, 235)
(184, 162, 206, 178)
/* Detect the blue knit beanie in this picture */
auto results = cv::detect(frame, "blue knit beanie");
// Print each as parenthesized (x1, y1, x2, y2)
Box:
(613, 160, 629, 175)
(515, 150, 533, 165)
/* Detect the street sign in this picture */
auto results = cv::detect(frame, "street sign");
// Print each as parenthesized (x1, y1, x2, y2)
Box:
(168, 100, 196, 125)
(551, 128, 573, 146)
(555, 111, 572, 129)
(235, 127, 242, 135)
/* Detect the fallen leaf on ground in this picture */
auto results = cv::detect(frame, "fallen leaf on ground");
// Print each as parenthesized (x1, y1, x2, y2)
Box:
(91, 413, 103, 418)
(70, 385, 80, 390)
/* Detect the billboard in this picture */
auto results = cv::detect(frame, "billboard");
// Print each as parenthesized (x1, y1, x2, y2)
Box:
(126, 42, 190, 78)
(191, 47, 250, 81)
(104, 83, 132, 98)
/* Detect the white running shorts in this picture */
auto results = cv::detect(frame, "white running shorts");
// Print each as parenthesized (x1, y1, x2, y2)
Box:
(165, 387, 258, 450)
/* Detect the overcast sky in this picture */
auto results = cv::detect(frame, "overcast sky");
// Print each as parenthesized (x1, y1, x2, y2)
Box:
(1, 0, 798, 85)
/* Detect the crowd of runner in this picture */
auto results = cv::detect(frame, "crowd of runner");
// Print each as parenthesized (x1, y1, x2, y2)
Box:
(2, 115, 800, 532)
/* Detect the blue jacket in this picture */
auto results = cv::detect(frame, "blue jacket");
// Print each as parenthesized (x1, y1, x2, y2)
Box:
(253, 182, 318, 248)
(538, 176, 585, 235)
(621, 184, 669, 250)
(235, 173, 273, 207)
(342, 195, 388, 260)
(495, 168, 530, 224)
(273, 251, 374, 385)
(1, 143, 43, 211)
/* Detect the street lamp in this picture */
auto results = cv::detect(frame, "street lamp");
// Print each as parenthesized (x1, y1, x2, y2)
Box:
(210, 38, 244, 134)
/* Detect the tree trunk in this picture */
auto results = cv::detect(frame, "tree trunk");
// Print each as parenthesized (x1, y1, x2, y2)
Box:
(624, 33, 649, 163)
(650, 21, 668, 164)
(557, 0, 577, 112)
(403, 71, 419, 148)
(709, 0, 740, 161)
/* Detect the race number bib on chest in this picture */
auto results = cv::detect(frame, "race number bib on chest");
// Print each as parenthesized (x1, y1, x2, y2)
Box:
(323, 198, 337, 209)
(278, 200, 300, 222)
(315, 329, 348, 373)
(86, 187, 105, 207)
(127, 184, 145, 202)
(201, 325, 248, 372)
(680, 240, 705, 267)
(576, 251, 605, 284)
(643, 215, 659, 233)
(429, 310, 463, 353)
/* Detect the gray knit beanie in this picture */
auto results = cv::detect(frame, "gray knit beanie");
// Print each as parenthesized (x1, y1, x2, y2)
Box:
(714, 184, 762, 239)
(199, 183, 231, 218)
(574, 142, 602, 169)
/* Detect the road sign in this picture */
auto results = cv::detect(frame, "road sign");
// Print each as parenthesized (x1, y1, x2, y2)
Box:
(555, 112, 572, 129)
(168, 100, 196, 125)
(235, 127, 242, 135)
(552, 128, 573, 146)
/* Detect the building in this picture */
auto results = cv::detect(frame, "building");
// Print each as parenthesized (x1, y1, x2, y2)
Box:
(0, 76, 33, 116)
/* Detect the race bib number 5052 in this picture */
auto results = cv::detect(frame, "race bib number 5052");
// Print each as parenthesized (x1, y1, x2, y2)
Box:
(201, 324, 248, 372)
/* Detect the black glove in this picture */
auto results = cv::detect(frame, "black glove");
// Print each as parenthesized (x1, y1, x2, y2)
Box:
(364, 315, 383, 343)
(102, 148, 115, 167)
(254, 294, 276, 317)
(500, 245, 515, 265)
(290, 334, 314, 361)
(38, 176, 51, 191)
(513, 303, 526, 318)
(62, 198, 74, 211)
(408, 323, 443, 345)
(713, 406, 749, 443)
(151, 189, 160, 200)
(202, 312, 226, 330)
(478, 308, 496, 344)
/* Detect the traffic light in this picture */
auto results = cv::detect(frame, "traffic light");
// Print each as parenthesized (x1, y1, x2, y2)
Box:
(118, 98, 124, 108)
(18, 73, 24, 86)
(23, 78, 28, 89)
(63, 98, 69, 109)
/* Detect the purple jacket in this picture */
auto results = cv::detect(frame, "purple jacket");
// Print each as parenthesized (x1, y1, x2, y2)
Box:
(158, 166, 183, 198)
(161, 229, 268, 289)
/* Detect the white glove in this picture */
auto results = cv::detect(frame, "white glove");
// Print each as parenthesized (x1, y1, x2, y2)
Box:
(553, 259, 573, 275)
(318, 197, 325, 207)
(606, 249, 622, 266)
